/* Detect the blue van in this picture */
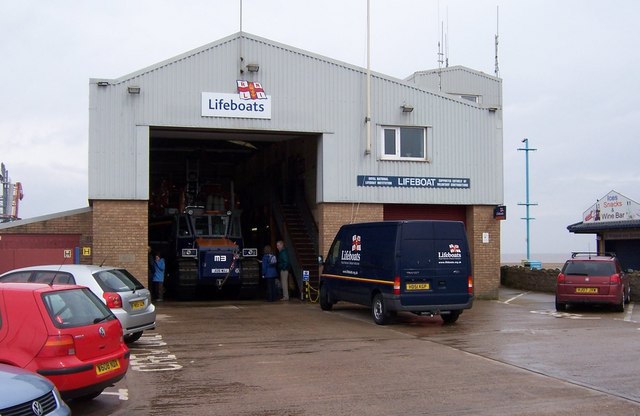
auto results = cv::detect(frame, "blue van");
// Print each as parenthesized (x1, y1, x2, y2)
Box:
(319, 220, 474, 325)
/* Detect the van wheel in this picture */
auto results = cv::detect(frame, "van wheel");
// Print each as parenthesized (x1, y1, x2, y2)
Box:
(555, 299, 566, 312)
(372, 294, 391, 325)
(441, 310, 461, 325)
(319, 284, 333, 311)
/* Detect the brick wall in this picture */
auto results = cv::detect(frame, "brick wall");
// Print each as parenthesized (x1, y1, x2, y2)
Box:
(501, 265, 640, 302)
(0, 208, 94, 264)
(317, 203, 383, 258)
(467, 205, 501, 299)
(92, 200, 149, 283)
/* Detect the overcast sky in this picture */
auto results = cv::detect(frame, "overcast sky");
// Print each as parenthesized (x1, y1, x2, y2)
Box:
(1, 1, 638, 259)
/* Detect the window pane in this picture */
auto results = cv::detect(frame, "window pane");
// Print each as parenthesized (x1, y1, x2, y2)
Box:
(33, 272, 74, 284)
(0, 271, 33, 283)
(400, 128, 424, 158)
(194, 216, 209, 236)
(43, 288, 114, 328)
(383, 129, 396, 155)
(94, 269, 144, 292)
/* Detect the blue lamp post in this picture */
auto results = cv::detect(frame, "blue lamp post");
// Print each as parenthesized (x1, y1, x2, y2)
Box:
(517, 138, 538, 265)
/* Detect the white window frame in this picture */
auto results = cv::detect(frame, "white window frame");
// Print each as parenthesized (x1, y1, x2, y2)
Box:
(380, 126, 429, 162)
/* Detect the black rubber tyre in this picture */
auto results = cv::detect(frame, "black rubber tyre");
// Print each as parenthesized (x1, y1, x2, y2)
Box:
(555, 298, 566, 312)
(613, 295, 625, 312)
(124, 331, 143, 344)
(75, 389, 103, 401)
(319, 284, 333, 311)
(625, 285, 631, 304)
(441, 310, 461, 325)
(371, 294, 391, 325)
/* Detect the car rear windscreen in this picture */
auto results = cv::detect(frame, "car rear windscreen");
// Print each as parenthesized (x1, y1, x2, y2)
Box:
(94, 269, 145, 292)
(563, 261, 615, 276)
(42, 288, 114, 328)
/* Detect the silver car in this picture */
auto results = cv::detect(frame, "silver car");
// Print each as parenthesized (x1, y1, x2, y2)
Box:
(0, 363, 71, 415)
(0, 264, 156, 343)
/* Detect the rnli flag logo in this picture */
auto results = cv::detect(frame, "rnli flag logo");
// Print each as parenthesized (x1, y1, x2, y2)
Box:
(449, 244, 461, 254)
(352, 235, 362, 252)
(237, 80, 267, 100)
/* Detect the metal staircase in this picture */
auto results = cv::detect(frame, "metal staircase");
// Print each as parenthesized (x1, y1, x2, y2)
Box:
(281, 204, 320, 292)
(271, 193, 320, 297)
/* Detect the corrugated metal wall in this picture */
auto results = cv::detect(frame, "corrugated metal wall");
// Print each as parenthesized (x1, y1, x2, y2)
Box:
(89, 32, 503, 206)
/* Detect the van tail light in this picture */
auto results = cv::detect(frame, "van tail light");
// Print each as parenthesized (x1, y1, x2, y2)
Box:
(38, 335, 76, 357)
(610, 274, 621, 285)
(103, 292, 123, 309)
(557, 273, 566, 284)
(393, 276, 401, 295)
(467, 275, 474, 294)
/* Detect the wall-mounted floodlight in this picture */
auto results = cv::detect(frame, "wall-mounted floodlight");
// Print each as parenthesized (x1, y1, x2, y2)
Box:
(127, 86, 141, 94)
(401, 104, 414, 113)
(246, 63, 260, 72)
(97, 81, 109, 87)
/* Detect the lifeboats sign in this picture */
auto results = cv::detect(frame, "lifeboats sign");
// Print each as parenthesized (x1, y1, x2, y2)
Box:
(582, 190, 640, 223)
(201, 92, 272, 119)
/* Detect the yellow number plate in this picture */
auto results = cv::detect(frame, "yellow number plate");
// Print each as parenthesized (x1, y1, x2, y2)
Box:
(576, 287, 598, 294)
(131, 300, 145, 310)
(406, 283, 430, 290)
(96, 359, 121, 375)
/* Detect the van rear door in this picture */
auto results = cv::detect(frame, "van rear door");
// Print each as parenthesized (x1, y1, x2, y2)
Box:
(398, 221, 471, 307)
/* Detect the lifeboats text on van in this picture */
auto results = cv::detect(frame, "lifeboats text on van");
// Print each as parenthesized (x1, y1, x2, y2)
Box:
(438, 244, 463, 265)
(201, 92, 272, 119)
(357, 175, 470, 189)
(340, 234, 362, 271)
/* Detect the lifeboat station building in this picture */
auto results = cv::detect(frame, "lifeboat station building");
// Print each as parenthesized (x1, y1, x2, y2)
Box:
(0, 32, 504, 298)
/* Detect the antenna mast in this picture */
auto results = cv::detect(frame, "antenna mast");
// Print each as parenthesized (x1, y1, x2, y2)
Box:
(239, 0, 245, 75)
(494, 6, 500, 77)
(436, 5, 449, 91)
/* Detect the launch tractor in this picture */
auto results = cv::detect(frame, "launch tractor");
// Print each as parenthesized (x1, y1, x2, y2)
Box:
(150, 206, 259, 299)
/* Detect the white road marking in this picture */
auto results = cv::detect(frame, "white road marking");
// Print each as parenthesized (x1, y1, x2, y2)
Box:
(530, 310, 600, 320)
(623, 302, 634, 322)
(502, 292, 529, 304)
(129, 334, 183, 372)
(101, 389, 129, 400)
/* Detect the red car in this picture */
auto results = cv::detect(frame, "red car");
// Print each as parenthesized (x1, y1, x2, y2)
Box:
(0, 283, 130, 400)
(556, 252, 631, 312)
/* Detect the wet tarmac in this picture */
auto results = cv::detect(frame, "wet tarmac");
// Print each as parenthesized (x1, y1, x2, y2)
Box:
(71, 288, 640, 415)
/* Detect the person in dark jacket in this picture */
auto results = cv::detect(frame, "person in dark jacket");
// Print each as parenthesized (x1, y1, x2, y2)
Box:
(276, 240, 290, 300)
(261, 245, 279, 302)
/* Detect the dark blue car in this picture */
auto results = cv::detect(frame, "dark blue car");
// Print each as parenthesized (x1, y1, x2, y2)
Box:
(320, 220, 474, 325)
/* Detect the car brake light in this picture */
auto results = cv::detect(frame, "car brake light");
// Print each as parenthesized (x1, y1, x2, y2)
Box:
(468, 275, 474, 294)
(610, 274, 621, 284)
(38, 335, 75, 357)
(557, 273, 565, 283)
(103, 292, 123, 308)
(393, 276, 400, 295)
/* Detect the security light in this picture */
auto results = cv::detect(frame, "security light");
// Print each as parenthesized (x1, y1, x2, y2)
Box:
(246, 63, 260, 72)
(401, 104, 414, 113)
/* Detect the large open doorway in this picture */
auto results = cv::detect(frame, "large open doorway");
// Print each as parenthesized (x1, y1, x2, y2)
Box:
(147, 126, 320, 299)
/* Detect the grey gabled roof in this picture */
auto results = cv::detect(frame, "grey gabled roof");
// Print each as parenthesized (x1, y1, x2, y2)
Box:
(567, 219, 640, 234)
